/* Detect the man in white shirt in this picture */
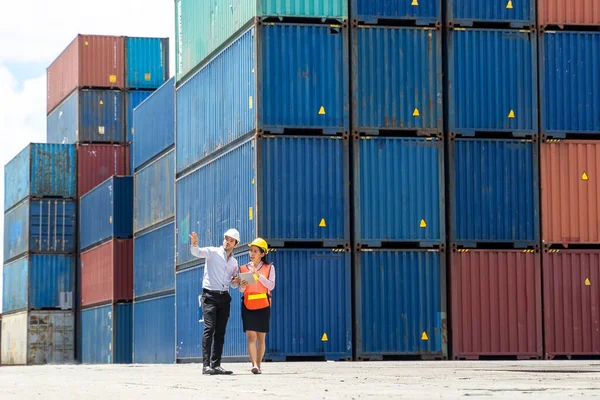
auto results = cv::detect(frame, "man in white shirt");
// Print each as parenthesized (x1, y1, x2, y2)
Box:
(190, 228, 241, 375)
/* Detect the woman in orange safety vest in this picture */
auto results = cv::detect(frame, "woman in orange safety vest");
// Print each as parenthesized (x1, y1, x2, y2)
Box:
(239, 237, 276, 374)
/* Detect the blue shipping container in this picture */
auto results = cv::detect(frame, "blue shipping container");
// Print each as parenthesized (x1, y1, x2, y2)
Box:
(352, 26, 442, 135)
(175, 136, 350, 267)
(4, 143, 76, 212)
(447, 0, 535, 27)
(450, 138, 539, 247)
(176, 24, 349, 173)
(133, 78, 174, 170)
(79, 176, 133, 251)
(354, 137, 444, 247)
(125, 37, 169, 90)
(2, 254, 75, 315)
(80, 303, 133, 364)
(134, 223, 175, 298)
(125, 91, 153, 143)
(46, 90, 124, 144)
(447, 29, 537, 136)
(133, 294, 175, 364)
(4, 199, 77, 262)
(355, 249, 446, 360)
(175, 253, 250, 361)
(134, 150, 174, 233)
(352, 0, 441, 25)
(540, 32, 600, 137)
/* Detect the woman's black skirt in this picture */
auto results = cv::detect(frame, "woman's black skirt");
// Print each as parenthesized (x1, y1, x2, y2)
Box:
(241, 301, 271, 333)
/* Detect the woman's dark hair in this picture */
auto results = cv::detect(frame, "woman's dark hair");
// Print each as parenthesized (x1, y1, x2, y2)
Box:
(259, 248, 268, 265)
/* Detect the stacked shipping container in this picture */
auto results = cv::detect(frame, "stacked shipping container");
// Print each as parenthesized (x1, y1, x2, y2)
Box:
(445, 3, 543, 360)
(538, 2, 600, 359)
(132, 78, 176, 364)
(2, 144, 77, 365)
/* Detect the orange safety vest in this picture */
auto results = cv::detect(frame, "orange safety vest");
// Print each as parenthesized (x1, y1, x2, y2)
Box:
(240, 263, 271, 310)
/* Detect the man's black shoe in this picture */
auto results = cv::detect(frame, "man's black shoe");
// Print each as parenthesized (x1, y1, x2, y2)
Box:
(213, 366, 233, 375)
(203, 366, 215, 375)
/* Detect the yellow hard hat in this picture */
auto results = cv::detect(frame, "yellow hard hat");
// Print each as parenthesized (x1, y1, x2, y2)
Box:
(249, 238, 269, 254)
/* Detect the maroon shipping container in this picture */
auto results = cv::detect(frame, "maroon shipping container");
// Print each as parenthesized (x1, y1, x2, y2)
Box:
(77, 144, 129, 197)
(539, 0, 600, 28)
(543, 250, 600, 359)
(80, 239, 133, 308)
(451, 250, 543, 360)
(47, 35, 125, 114)
(541, 140, 600, 245)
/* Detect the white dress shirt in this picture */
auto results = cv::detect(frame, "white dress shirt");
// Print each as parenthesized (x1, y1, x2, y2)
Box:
(190, 246, 239, 292)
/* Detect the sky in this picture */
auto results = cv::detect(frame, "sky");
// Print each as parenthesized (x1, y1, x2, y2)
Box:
(0, 0, 176, 312)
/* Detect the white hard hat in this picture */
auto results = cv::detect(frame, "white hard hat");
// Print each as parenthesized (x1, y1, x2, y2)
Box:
(223, 228, 240, 243)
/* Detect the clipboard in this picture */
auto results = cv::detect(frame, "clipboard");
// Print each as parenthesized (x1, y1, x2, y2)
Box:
(239, 272, 258, 285)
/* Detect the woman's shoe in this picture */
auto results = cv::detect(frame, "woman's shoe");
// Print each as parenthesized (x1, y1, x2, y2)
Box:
(256, 368, 262, 374)
(251, 366, 259, 374)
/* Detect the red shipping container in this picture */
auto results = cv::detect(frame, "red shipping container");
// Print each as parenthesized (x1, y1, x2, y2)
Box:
(80, 239, 133, 308)
(47, 35, 125, 114)
(541, 140, 600, 245)
(451, 250, 543, 359)
(539, 0, 600, 28)
(77, 144, 129, 197)
(543, 250, 600, 359)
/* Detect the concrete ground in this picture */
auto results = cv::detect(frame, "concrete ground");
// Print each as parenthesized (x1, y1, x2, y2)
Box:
(0, 361, 599, 399)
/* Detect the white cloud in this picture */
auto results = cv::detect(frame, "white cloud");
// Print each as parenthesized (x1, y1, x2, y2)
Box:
(0, 0, 175, 312)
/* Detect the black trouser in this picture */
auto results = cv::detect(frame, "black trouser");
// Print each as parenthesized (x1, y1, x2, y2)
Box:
(201, 290, 231, 367)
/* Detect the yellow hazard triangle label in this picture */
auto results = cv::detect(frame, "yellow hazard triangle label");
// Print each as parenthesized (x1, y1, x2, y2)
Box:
(413, 108, 420, 117)
(319, 218, 327, 227)
(420, 219, 427, 228)
(318, 106, 326, 115)
(585, 278, 591, 286)
(411, 0, 419, 6)
(508, 110, 515, 119)
(421, 332, 429, 341)
(99, 100, 104, 105)
(506, 0, 514, 9)
(582, 172, 589, 181)
(321, 333, 328, 341)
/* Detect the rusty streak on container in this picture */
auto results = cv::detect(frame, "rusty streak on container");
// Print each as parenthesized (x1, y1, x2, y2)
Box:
(47, 35, 125, 114)
(541, 140, 600, 245)
(539, 0, 600, 28)
(80, 239, 133, 308)
(77, 144, 129, 197)
(451, 250, 543, 360)
(543, 250, 600, 359)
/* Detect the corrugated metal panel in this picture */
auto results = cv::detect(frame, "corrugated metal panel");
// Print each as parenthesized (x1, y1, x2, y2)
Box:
(543, 250, 600, 358)
(447, 0, 535, 26)
(134, 151, 175, 233)
(125, 91, 153, 143)
(47, 35, 125, 114)
(352, 27, 442, 135)
(47, 91, 78, 144)
(79, 176, 133, 251)
(451, 250, 543, 359)
(4, 199, 77, 262)
(450, 138, 539, 247)
(447, 29, 537, 136)
(175, 0, 347, 82)
(133, 295, 175, 364)
(77, 144, 129, 197)
(264, 249, 351, 360)
(541, 140, 600, 245)
(1, 311, 74, 366)
(134, 223, 175, 298)
(176, 23, 349, 173)
(80, 240, 133, 308)
(132, 78, 174, 170)
(540, 32, 600, 137)
(3, 257, 28, 313)
(4, 144, 76, 212)
(352, 0, 441, 24)
(176, 137, 349, 266)
(354, 137, 444, 246)
(125, 37, 169, 89)
(355, 250, 446, 359)
(81, 303, 132, 364)
(539, 0, 600, 27)
(175, 253, 249, 360)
